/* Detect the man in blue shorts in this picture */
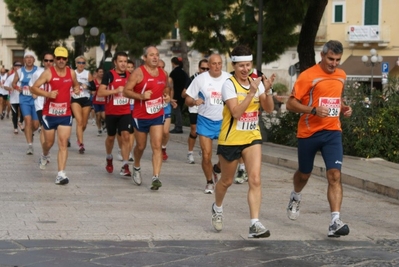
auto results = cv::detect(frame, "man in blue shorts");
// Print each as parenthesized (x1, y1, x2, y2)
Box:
(12, 52, 40, 155)
(185, 54, 231, 194)
(285, 40, 353, 237)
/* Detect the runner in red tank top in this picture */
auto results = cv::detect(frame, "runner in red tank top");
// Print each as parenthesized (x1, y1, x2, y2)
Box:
(123, 46, 170, 190)
(97, 52, 133, 177)
(30, 47, 80, 186)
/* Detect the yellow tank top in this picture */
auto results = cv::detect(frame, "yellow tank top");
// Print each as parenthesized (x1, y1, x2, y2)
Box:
(218, 76, 262, 146)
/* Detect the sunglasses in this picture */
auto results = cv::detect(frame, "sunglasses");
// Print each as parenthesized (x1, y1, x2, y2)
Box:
(56, 57, 67, 61)
(76, 61, 86, 65)
(200, 67, 209, 71)
(43, 59, 54, 63)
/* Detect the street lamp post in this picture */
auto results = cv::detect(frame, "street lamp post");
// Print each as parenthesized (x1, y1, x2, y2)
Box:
(361, 48, 383, 101)
(70, 17, 99, 57)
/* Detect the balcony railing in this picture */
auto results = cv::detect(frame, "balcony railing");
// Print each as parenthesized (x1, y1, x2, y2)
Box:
(346, 25, 390, 45)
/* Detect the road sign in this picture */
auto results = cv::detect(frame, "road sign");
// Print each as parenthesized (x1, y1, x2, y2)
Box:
(100, 33, 106, 51)
(381, 62, 389, 73)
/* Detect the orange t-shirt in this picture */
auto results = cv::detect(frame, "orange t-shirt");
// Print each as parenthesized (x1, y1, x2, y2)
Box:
(292, 64, 346, 138)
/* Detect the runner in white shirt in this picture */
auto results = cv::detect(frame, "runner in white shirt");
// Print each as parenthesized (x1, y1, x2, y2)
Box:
(0, 67, 9, 120)
(29, 52, 55, 152)
(3, 62, 23, 133)
(185, 54, 231, 194)
(71, 55, 95, 154)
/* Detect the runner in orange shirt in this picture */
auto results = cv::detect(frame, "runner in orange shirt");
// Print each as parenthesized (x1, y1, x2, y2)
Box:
(285, 40, 353, 238)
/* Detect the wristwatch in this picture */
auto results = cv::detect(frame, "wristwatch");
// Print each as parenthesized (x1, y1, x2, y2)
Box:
(311, 107, 316, 115)
(266, 87, 273, 96)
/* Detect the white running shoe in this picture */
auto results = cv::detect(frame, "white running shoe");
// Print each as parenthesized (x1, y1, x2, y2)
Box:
(211, 203, 223, 232)
(287, 198, 301, 220)
(39, 155, 48, 170)
(187, 153, 194, 164)
(204, 183, 214, 194)
(248, 221, 270, 238)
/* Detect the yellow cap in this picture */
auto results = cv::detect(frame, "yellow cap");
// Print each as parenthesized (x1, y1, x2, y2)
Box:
(54, 47, 68, 58)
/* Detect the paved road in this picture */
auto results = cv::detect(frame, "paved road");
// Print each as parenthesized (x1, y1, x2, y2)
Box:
(0, 119, 398, 266)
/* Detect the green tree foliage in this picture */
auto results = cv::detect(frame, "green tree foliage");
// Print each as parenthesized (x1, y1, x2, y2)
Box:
(179, 0, 308, 63)
(5, 0, 176, 60)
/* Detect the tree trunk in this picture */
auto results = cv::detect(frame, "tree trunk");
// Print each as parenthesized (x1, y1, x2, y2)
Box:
(297, 0, 328, 73)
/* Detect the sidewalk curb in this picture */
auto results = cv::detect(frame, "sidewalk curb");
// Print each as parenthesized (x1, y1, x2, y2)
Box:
(169, 127, 399, 200)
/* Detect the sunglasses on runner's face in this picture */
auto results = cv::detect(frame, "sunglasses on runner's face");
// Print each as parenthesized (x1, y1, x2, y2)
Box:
(43, 59, 54, 62)
(76, 61, 86, 65)
(56, 57, 67, 61)
(200, 67, 209, 71)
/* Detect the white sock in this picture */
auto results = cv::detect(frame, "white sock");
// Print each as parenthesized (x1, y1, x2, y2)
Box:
(250, 218, 259, 226)
(213, 203, 223, 213)
(188, 151, 193, 154)
(291, 191, 301, 201)
(58, 171, 66, 177)
(331, 212, 340, 224)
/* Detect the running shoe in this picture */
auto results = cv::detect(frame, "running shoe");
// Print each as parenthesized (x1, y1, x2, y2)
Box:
(67, 140, 71, 147)
(204, 182, 214, 194)
(26, 145, 33, 155)
(328, 218, 350, 238)
(55, 175, 69, 185)
(234, 169, 247, 184)
(128, 152, 134, 162)
(187, 153, 194, 164)
(132, 167, 142, 185)
(162, 148, 168, 161)
(120, 164, 131, 177)
(151, 177, 162, 190)
(97, 130, 102, 136)
(106, 158, 113, 173)
(211, 203, 223, 231)
(287, 198, 301, 220)
(212, 164, 221, 184)
(248, 221, 270, 238)
(39, 155, 48, 170)
(14, 129, 18, 134)
(78, 143, 85, 154)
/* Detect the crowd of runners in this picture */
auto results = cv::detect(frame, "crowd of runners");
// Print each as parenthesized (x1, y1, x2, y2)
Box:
(0, 40, 352, 239)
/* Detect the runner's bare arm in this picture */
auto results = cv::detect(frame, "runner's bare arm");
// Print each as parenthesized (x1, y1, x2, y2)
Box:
(123, 68, 151, 100)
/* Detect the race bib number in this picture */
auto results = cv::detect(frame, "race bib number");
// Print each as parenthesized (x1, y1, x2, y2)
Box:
(49, 102, 67, 116)
(236, 111, 258, 131)
(22, 85, 32, 96)
(113, 94, 129, 105)
(319, 97, 341, 117)
(95, 95, 105, 102)
(210, 91, 223, 105)
(145, 97, 163, 114)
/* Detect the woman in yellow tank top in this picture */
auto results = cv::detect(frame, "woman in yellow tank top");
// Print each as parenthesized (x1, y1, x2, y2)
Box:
(211, 45, 276, 238)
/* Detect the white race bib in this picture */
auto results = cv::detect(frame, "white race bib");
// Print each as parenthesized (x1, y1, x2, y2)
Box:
(236, 111, 258, 131)
(22, 85, 32, 96)
(113, 94, 129, 105)
(49, 102, 67, 116)
(210, 91, 223, 105)
(319, 97, 341, 117)
(145, 97, 163, 114)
